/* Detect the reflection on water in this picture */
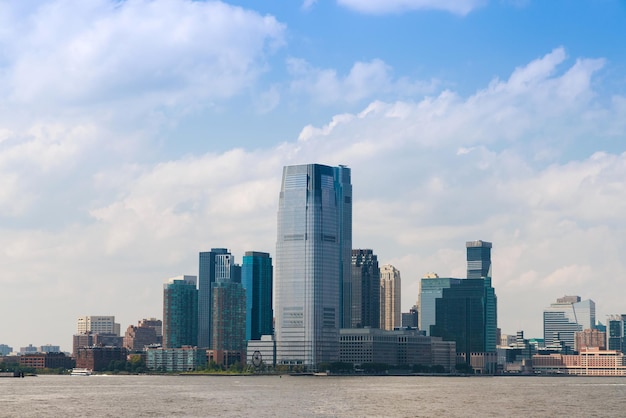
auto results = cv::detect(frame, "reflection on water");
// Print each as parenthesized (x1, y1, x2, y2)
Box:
(2, 374, 626, 417)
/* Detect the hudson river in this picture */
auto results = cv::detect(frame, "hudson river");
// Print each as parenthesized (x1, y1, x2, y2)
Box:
(2, 374, 626, 417)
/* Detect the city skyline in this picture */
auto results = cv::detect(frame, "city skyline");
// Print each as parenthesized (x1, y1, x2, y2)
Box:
(1, 1, 626, 350)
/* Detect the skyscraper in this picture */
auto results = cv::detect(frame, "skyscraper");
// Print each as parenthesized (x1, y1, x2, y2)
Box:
(163, 275, 198, 349)
(206, 250, 246, 353)
(242, 251, 273, 341)
(349, 249, 380, 328)
(543, 295, 596, 351)
(430, 241, 497, 364)
(274, 163, 352, 368)
(211, 281, 246, 353)
(198, 248, 231, 349)
(380, 264, 401, 331)
(418, 273, 461, 336)
(466, 240, 492, 279)
(430, 278, 498, 355)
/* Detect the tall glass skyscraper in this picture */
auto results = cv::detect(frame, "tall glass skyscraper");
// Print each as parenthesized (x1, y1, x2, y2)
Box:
(349, 249, 380, 329)
(274, 163, 351, 368)
(418, 273, 461, 336)
(430, 278, 498, 356)
(466, 240, 492, 279)
(163, 275, 198, 349)
(430, 241, 497, 363)
(242, 251, 273, 341)
(198, 248, 233, 349)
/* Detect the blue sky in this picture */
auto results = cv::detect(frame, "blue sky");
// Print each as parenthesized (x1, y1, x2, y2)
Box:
(1, 0, 625, 351)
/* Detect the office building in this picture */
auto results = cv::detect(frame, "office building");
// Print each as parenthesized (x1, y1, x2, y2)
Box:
(402, 305, 418, 328)
(77, 316, 120, 336)
(430, 241, 497, 366)
(339, 328, 456, 372)
(242, 251, 273, 341)
(607, 315, 626, 353)
(0, 344, 12, 356)
(466, 240, 492, 279)
(274, 163, 352, 368)
(349, 249, 380, 328)
(163, 275, 198, 349)
(198, 248, 232, 349)
(543, 296, 596, 352)
(418, 273, 461, 336)
(380, 264, 401, 331)
(430, 278, 498, 357)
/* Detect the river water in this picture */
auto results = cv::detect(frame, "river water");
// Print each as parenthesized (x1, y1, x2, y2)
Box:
(1, 374, 625, 417)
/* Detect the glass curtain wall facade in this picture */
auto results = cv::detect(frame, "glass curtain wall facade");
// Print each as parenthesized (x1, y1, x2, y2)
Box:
(198, 248, 231, 349)
(349, 249, 380, 328)
(543, 296, 596, 351)
(274, 164, 352, 368)
(418, 275, 461, 336)
(163, 275, 198, 349)
(430, 278, 497, 358)
(242, 251, 273, 341)
(466, 240, 492, 279)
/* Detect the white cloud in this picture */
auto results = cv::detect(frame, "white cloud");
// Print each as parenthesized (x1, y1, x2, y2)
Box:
(302, 0, 318, 11)
(288, 58, 437, 104)
(337, 0, 486, 15)
(0, 0, 285, 113)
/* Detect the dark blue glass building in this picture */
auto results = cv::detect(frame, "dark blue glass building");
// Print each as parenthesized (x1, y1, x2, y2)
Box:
(242, 251, 273, 341)
(466, 240, 492, 279)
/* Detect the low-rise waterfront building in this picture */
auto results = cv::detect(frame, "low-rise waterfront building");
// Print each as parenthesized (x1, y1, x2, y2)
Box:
(339, 328, 456, 372)
(145, 346, 205, 372)
(246, 335, 276, 368)
(19, 352, 74, 370)
(533, 348, 626, 376)
(75, 346, 127, 372)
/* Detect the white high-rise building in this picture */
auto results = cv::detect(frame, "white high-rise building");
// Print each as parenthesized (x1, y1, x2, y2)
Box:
(77, 316, 121, 336)
(543, 295, 596, 351)
(274, 164, 352, 368)
(380, 264, 401, 331)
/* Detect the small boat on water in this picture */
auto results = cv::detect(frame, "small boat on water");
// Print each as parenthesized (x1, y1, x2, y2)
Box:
(70, 368, 92, 376)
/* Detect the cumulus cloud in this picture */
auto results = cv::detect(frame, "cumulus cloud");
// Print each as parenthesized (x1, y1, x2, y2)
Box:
(337, 0, 486, 15)
(288, 58, 437, 104)
(0, 0, 285, 112)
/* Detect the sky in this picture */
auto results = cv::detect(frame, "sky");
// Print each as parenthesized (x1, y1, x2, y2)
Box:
(1, 0, 625, 352)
